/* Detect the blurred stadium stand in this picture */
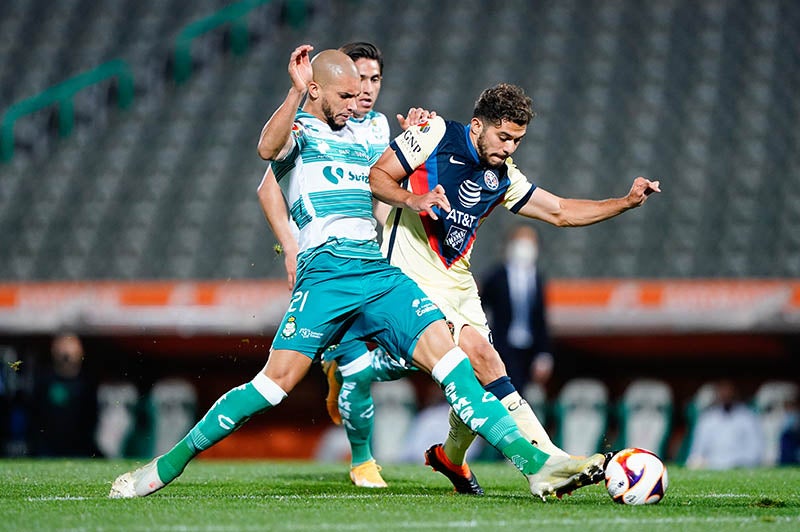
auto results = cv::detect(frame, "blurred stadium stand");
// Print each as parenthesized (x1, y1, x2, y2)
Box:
(1, 0, 799, 282)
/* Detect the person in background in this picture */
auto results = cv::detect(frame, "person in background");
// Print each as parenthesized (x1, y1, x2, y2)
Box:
(29, 333, 99, 457)
(481, 224, 554, 392)
(686, 380, 764, 470)
(779, 398, 800, 465)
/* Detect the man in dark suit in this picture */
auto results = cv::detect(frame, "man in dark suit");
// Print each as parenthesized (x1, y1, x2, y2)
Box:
(481, 224, 553, 392)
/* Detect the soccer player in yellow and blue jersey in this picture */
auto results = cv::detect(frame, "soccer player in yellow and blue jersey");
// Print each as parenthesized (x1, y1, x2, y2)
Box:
(367, 83, 660, 493)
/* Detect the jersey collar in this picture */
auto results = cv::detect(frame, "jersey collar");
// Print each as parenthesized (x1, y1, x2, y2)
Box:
(463, 124, 480, 164)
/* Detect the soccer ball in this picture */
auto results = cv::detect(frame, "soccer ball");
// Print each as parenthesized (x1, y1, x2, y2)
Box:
(604, 448, 668, 505)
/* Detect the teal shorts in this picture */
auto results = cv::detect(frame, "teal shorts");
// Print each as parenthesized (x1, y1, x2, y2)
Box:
(271, 253, 445, 362)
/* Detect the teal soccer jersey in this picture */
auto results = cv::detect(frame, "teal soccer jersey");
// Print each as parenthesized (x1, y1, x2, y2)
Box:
(270, 110, 444, 360)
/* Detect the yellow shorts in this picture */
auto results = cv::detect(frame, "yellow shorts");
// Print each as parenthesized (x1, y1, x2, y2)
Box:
(415, 277, 491, 344)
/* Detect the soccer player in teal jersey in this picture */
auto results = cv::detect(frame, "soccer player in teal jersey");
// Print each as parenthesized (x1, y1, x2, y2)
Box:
(109, 44, 606, 501)
(257, 42, 428, 489)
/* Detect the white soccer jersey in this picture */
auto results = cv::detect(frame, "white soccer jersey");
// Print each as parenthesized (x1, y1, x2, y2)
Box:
(272, 109, 383, 265)
(348, 110, 391, 164)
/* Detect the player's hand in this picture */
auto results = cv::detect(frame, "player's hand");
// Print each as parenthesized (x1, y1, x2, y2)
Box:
(627, 176, 661, 207)
(396, 107, 437, 131)
(288, 44, 314, 94)
(407, 184, 450, 220)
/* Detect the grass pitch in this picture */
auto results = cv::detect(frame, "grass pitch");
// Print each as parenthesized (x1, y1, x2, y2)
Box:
(2, 459, 799, 531)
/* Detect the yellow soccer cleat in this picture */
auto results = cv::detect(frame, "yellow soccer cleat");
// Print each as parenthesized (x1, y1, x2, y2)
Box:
(349, 459, 388, 488)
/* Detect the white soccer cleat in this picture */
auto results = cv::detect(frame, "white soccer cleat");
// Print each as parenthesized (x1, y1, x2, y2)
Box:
(109, 459, 166, 498)
(527, 453, 606, 502)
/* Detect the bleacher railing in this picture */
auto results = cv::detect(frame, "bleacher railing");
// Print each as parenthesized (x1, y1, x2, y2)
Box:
(0, 0, 310, 162)
(0, 59, 134, 163)
(172, 0, 308, 84)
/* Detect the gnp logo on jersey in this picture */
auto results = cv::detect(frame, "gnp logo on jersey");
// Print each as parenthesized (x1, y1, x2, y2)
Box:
(418, 121, 430, 133)
(483, 170, 499, 190)
(445, 225, 468, 250)
(280, 316, 297, 339)
(458, 180, 482, 208)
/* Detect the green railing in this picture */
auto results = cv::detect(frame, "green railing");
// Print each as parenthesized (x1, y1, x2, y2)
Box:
(173, 0, 308, 84)
(0, 0, 310, 162)
(1, 59, 134, 162)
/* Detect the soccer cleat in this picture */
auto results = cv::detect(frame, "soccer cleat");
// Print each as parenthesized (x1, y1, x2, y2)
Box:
(424, 444, 484, 496)
(349, 459, 388, 488)
(321, 360, 342, 425)
(109, 459, 166, 498)
(554, 450, 622, 498)
(527, 453, 606, 502)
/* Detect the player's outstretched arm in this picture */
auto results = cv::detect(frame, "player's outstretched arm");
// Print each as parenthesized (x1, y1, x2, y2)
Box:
(369, 151, 451, 220)
(256, 166, 299, 289)
(517, 176, 661, 227)
(257, 44, 313, 161)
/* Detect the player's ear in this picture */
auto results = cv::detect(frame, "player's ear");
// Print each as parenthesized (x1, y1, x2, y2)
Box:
(469, 117, 483, 136)
(307, 81, 321, 100)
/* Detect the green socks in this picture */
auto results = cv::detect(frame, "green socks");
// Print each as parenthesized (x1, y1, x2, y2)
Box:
(339, 354, 379, 465)
(431, 347, 550, 475)
(156, 373, 287, 483)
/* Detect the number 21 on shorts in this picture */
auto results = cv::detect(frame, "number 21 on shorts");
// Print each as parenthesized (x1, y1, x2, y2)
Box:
(288, 290, 309, 312)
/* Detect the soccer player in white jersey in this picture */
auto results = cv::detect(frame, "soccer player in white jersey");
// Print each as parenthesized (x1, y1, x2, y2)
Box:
(257, 42, 428, 489)
(109, 45, 607, 501)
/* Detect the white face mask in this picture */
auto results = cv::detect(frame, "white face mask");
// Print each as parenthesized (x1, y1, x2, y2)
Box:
(506, 239, 538, 267)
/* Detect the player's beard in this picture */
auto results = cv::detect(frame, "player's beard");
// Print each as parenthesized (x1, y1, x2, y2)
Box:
(475, 130, 504, 169)
(322, 98, 346, 131)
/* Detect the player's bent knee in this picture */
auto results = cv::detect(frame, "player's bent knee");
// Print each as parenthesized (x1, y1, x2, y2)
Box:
(263, 349, 314, 392)
(252, 373, 288, 406)
(411, 320, 458, 373)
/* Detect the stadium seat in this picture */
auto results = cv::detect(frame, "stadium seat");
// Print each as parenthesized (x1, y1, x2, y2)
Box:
(148, 378, 197, 456)
(553, 378, 609, 456)
(616, 379, 673, 457)
(754, 381, 800, 466)
(370, 379, 417, 464)
(95, 382, 139, 459)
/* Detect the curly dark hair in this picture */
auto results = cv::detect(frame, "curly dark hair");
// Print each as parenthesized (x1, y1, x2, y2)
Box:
(472, 83, 535, 126)
(338, 42, 384, 74)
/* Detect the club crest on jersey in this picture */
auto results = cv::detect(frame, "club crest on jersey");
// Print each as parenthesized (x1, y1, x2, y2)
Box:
(291, 123, 304, 138)
(445, 225, 468, 249)
(281, 316, 297, 338)
(483, 170, 499, 190)
(458, 180, 482, 208)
